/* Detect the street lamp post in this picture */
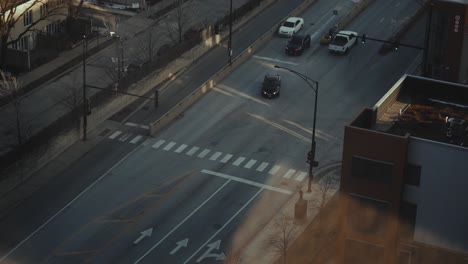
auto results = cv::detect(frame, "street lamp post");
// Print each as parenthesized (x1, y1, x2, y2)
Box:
(274, 65, 319, 193)
(82, 35, 88, 141)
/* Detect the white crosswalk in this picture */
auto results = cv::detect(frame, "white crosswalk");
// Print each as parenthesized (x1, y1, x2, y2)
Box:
(107, 131, 308, 182)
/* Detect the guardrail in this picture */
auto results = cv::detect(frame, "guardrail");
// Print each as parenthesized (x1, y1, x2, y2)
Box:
(149, 0, 319, 135)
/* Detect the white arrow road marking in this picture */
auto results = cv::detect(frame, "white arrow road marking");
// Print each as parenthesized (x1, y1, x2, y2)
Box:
(134, 180, 231, 264)
(184, 188, 263, 264)
(196, 240, 226, 263)
(134, 228, 153, 244)
(170, 238, 189, 255)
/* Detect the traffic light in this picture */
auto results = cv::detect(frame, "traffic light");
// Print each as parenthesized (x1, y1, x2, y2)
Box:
(361, 33, 367, 44)
(154, 89, 159, 108)
(307, 151, 312, 163)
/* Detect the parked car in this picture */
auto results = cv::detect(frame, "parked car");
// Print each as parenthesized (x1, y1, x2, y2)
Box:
(285, 34, 311, 55)
(278, 17, 304, 37)
(262, 74, 281, 98)
(328, 30, 358, 55)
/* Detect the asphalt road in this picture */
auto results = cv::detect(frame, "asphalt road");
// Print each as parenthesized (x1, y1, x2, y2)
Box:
(0, 0, 424, 263)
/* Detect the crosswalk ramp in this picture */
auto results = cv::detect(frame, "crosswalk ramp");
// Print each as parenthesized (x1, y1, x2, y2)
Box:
(106, 131, 308, 182)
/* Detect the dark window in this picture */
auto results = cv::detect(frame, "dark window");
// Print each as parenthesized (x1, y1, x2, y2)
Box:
(23, 10, 33, 26)
(404, 163, 421, 186)
(351, 156, 393, 183)
(399, 202, 417, 240)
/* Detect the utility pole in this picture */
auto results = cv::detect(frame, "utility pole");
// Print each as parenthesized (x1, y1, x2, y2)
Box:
(82, 35, 88, 141)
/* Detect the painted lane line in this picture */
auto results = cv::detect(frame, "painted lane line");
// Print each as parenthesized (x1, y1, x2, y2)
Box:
(253, 55, 298, 66)
(209, 152, 223, 161)
(220, 154, 233, 163)
(119, 133, 133, 142)
(201, 169, 291, 195)
(130, 135, 143, 144)
(0, 146, 143, 263)
(379, 17, 385, 23)
(197, 149, 211, 158)
(152, 139, 166, 149)
(269, 165, 281, 175)
(295, 171, 308, 182)
(186, 147, 199, 156)
(283, 169, 296, 179)
(183, 186, 264, 264)
(133, 180, 231, 264)
(174, 144, 188, 153)
(244, 159, 257, 169)
(163, 142, 177, 151)
(125, 122, 150, 130)
(232, 157, 246, 166)
(108, 131, 122, 139)
(256, 162, 269, 172)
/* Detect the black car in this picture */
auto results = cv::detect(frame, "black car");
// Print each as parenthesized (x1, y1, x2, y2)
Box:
(262, 74, 281, 98)
(285, 34, 311, 55)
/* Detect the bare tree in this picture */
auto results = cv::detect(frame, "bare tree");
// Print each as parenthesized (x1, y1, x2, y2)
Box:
(64, 0, 84, 20)
(308, 172, 339, 234)
(136, 23, 157, 64)
(0, 0, 67, 68)
(164, 0, 191, 45)
(267, 213, 297, 264)
(53, 71, 82, 124)
(100, 15, 126, 84)
(0, 70, 31, 146)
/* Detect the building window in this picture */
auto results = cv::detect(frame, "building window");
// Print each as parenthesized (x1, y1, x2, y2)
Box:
(40, 4, 49, 17)
(12, 35, 29, 50)
(404, 163, 421, 186)
(23, 10, 33, 26)
(351, 156, 394, 183)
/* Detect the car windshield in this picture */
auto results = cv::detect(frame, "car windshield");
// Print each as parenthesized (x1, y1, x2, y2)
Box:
(283, 21, 295, 28)
(289, 37, 303, 45)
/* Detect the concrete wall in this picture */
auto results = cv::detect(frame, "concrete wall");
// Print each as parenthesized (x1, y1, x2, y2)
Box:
(402, 137, 468, 254)
(373, 74, 407, 122)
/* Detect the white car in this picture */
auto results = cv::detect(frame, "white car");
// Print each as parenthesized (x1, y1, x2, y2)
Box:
(278, 17, 304, 37)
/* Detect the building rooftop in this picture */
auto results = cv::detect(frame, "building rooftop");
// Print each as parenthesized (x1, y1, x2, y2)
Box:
(363, 75, 468, 147)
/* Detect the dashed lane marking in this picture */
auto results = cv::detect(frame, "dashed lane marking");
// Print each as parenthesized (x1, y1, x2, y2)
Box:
(130, 135, 143, 144)
(220, 154, 233, 163)
(232, 157, 246, 166)
(256, 162, 269, 172)
(209, 152, 223, 161)
(282, 169, 296, 179)
(197, 149, 211, 158)
(174, 144, 188, 153)
(244, 159, 257, 169)
(186, 147, 199, 156)
(142, 139, 152, 146)
(109, 131, 122, 139)
(269, 165, 281, 175)
(152, 140, 166, 149)
(163, 142, 177, 151)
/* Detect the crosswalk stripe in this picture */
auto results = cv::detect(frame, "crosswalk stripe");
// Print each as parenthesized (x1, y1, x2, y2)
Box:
(130, 135, 143, 144)
(197, 149, 211, 158)
(163, 142, 177, 151)
(295, 171, 308, 181)
(142, 139, 152, 146)
(269, 165, 281, 175)
(119, 133, 132, 141)
(232, 157, 246, 166)
(283, 169, 296, 179)
(174, 144, 188, 153)
(209, 152, 223, 161)
(109, 131, 122, 139)
(220, 154, 233, 163)
(244, 159, 257, 169)
(186, 147, 199, 156)
(256, 162, 269, 172)
(152, 139, 166, 148)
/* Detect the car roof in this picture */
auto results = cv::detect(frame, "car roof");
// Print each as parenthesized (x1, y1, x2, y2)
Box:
(337, 30, 357, 35)
(285, 17, 302, 22)
(265, 74, 280, 79)
(291, 34, 310, 39)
